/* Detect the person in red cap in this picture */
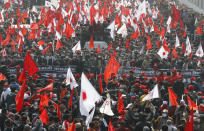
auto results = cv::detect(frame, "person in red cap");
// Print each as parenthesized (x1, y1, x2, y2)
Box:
(187, 76, 200, 92)
(157, 71, 167, 83)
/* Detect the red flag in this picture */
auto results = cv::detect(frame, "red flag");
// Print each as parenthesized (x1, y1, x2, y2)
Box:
(168, 88, 178, 106)
(17, 7, 21, 17)
(162, 39, 170, 53)
(68, 88, 74, 109)
(0, 73, 6, 81)
(30, 23, 39, 30)
(37, 83, 53, 92)
(157, 40, 160, 49)
(40, 108, 49, 124)
(187, 95, 198, 110)
(107, 44, 112, 52)
(67, 121, 75, 131)
(89, 35, 94, 48)
(184, 110, 193, 131)
(115, 14, 121, 27)
(1, 34, 10, 46)
(65, 22, 74, 39)
(4, 2, 10, 9)
(104, 55, 120, 84)
(118, 90, 124, 115)
(196, 25, 202, 35)
(181, 43, 185, 53)
(108, 121, 114, 131)
(131, 29, 139, 39)
(172, 5, 180, 22)
(98, 75, 103, 93)
(22, 26, 27, 36)
(160, 27, 166, 38)
(96, 45, 101, 53)
(15, 81, 27, 112)
(61, 89, 67, 100)
(146, 36, 152, 50)
(0, 33, 2, 44)
(172, 47, 178, 58)
(39, 93, 49, 110)
(56, 39, 63, 50)
(38, 40, 45, 47)
(125, 38, 130, 51)
(42, 43, 52, 55)
(53, 103, 62, 122)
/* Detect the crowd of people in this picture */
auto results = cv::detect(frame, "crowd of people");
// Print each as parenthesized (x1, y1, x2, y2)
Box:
(0, 0, 204, 131)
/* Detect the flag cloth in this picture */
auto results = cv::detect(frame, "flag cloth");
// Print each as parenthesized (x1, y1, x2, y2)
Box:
(168, 88, 178, 106)
(80, 73, 101, 116)
(157, 45, 169, 59)
(40, 108, 49, 124)
(117, 24, 127, 38)
(15, 81, 27, 112)
(146, 35, 152, 50)
(107, 20, 115, 40)
(53, 103, 62, 122)
(125, 38, 130, 51)
(175, 34, 180, 48)
(60, 89, 67, 100)
(0, 73, 6, 81)
(68, 88, 74, 109)
(172, 5, 180, 22)
(72, 41, 81, 54)
(96, 45, 101, 53)
(184, 37, 192, 56)
(56, 39, 63, 50)
(89, 35, 94, 48)
(184, 109, 193, 131)
(99, 94, 114, 116)
(37, 83, 53, 92)
(104, 55, 120, 84)
(172, 47, 178, 58)
(131, 29, 139, 39)
(98, 75, 103, 93)
(187, 95, 198, 110)
(39, 93, 49, 110)
(196, 25, 202, 35)
(67, 121, 75, 131)
(142, 84, 160, 101)
(118, 90, 124, 115)
(108, 121, 114, 131)
(195, 44, 204, 57)
(66, 67, 78, 89)
(65, 21, 74, 39)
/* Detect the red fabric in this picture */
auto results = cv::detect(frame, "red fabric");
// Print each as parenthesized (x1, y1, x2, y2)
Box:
(107, 44, 112, 52)
(172, 47, 178, 58)
(89, 35, 94, 48)
(157, 40, 160, 49)
(104, 55, 120, 84)
(60, 89, 67, 100)
(125, 38, 130, 51)
(172, 5, 180, 22)
(22, 26, 27, 36)
(146, 35, 152, 50)
(118, 90, 124, 115)
(187, 95, 198, 110)
(115, 14, 121, 27)
(67, 121, 75, 131)
(162, 39, 170, 53)
(24, 52, 39, 76)
(98, 75, 103, 93)
(39, 93, 49, 110)
(168, 88, 178, 106)
(37, 83, 53, 92)
(15, 81, 27, 112)
(0, 73, 6, 81)
(40, 108, 48, 124)
(54, 103, 62, 122)
(196, 25, 202, 35)
(30, 23, 39, 30)
(108, 121, 114, 131)
(38, 40, 45, 46)
(184, 110, 193, 131)
(96, 45, 101, 53)
(131, 29, 139, 39)
(65, 21, 74, 39)
(42, 43, 52, 55)
(68, 88, 74, 109)
(56, 39, 63, 50)
(160, 27, 166, 38)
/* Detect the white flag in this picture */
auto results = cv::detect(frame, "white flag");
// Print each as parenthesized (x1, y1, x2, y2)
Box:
(166, 16, 172, 25)
(175, 34, 180, 48)
(107, 20, 115, 40)
(80, 73, 101, 116)
(142, 84, 160, 101)
(66, 67, 78, 89)
(86, 107, 95, 129)
(150, 25, 154, 32)
(117, 24, 127, 38)
(55, 31, 62, 40)
(72, 41, 81, 54)
(195, 44, 204, 57)
(157, 46, 169, 59)
(184, 36, 192, 56)
(99, 94, 114, 116)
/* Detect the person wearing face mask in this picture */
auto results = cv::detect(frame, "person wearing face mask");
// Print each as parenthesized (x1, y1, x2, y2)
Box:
(153, 109, 173, 130)
(174, 100, 189, 125)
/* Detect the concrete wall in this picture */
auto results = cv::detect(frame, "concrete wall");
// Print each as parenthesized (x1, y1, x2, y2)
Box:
(178, 0, 204, 14)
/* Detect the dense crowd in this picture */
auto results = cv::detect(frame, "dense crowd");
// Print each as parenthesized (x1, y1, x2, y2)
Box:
(0, 0, 204, 131)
